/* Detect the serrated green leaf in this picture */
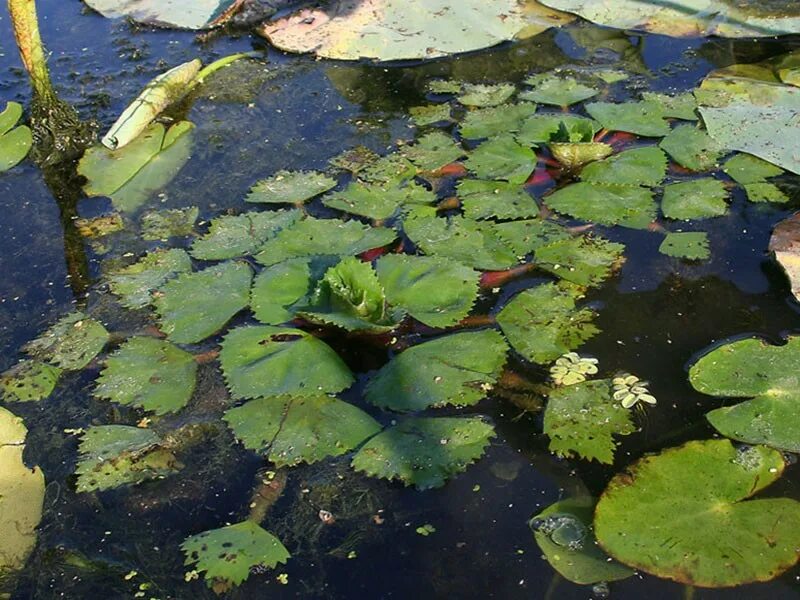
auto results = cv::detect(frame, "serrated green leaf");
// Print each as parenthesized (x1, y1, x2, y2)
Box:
(401, 131, 464, 172)
(409, 104, 452, 127)
(659, 124, 725, 171)
(585, 101, 670, 137)
(497, 283, 599, 364)
(376, 254, 479, 327)
(517, 114, 600, 145)
(465, 135, 536, 184)
(140, 206, 198, 240)
(744, 182, 789, 203)
(155, 262, 252, 344)
(427, 80, 463, 94)
(457, 179, 539, 221)
(94, 337, 197, 415)
(251, 258, 313, 325)
(458, 83, 516, 107)
(224, 395, 381, 467)
(23, 312, 109, 371)
(352, 416, 494, 489)
(723, 154, 784, 185)
(535, 236, 625, 287)
(182, 522, 289, 588)
(545, 182, 657, 229)
(459, 103, 536, 140)
(521, 74, 598, 107)
(659, 232, 710, 260)
(323, 180, 434, 221)
(0, 360, 61, 403)
(580, 147, 668, 186)
(246, 170, 337, 204)
(191, 210, 301, 260)
(493, 219, 571, 255)
(641, 92, 698, 120)
(329, 146, 380, 174)
(107, 248, 192, 309)
(220, 325, 354, 399)
(358, 153, 418, 185)
(365, 330, 508, 411)
(661, 179, 729, 220)
(544, 379, 635, 464)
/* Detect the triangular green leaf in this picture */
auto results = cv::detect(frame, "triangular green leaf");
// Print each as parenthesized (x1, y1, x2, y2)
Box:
(580, 147, 668, 186)
(246, 170, 337, 204)
(458, 83, 516, 107)
(251, 258, 313, 325)
(191, 210, 301, 260)
(23, 312, 109, 371)
(401, 131, 465, 172)
(459, 103, 536, 140)
(521, 74, 598, 106)
(457, 179, 539, 221)
(659, 232, 710, 260)
(659, 124, 725, 171)
(585, 101, 670, 137)
(661, 179, 729, 220)
(545, 182, 657, 229)
(465, 135, 536, 184)
(107, 248, 192, 309)
(535, 236, 625, 287)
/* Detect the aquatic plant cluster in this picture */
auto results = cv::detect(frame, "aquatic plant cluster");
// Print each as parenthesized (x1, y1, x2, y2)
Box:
(2, 1, 800, 593)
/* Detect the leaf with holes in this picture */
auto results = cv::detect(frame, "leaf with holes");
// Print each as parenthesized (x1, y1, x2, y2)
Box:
(0, 360, 61, 403)
(246, 170, 337, 205)
(107, 248, 192, 309)
(661, 179, 729, 220)
(191, 210, 301, 260)
(23, 312, 109, 371)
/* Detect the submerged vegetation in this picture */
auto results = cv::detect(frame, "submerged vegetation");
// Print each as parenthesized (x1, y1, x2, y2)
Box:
(2, 0, 800, 597)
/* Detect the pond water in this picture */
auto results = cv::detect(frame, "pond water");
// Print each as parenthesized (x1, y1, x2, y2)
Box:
(2, 2, 800, 598)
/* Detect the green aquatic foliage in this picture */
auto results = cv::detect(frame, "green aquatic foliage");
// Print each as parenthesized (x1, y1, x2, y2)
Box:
(464, 134, 536, 184)
(594, 439, 800, 587)
(549, 352, 598, 386)
(459, 103, 536, 139)
(365, 330, 508, 411)
(521, 74, 598, 106)
(107, 248, 192, 309)
(585, 101, 670, 137)
(659, 232, 710, 261)
(220, 325, 354, 400)
(661, 179, 729, 220)
(254, 217, 397, 266)
(79, 121, 194, 212)
(428, 79, 463, 95)
(323, 180, 435, 220)
(580, 146, 667, 186)
(155, 261, 252, 344)
(641, 92, 698, 121)
(401, 131, 465, 172)
(250, 258, 312, 325)
(544, 182, 657, 229)
(299, 257, 403, 333)
(659, 124, 725, 171)
(23, 312, 109, 371)
(246, 170, 337, 205)
(497, 284, 599, 364)
(535, 236, 625, 287)
(140, 206, 198, 240)
(409, 104, 453, 127)
(182, 521, 289, 589)
(543, 379, 635, 463)
(351, 416, 495, 489)
(494, 218, 570, 256)
(611, 373, 656, 409)
(723, 154, 783, 185)
(224, 395, 381, 467)
(530, 497, 633, 585)
(690, 336, 800, 452)
(0, 407, 44, 579)
(0, 360, 61, 402)
(191, 210, 301, 260)
(375, 254, 479, 328)
(743, 182, 789, 203)
(75, 425, 180, 492)
(516, 113, 599, 145)
(0, 101, 32, 172)
(458, 83, 516, 107)
(94, 337, 198, 415)
(549, 142, 612, 170)
(358, 153, 418, 185)
(457, 179, 539, 221)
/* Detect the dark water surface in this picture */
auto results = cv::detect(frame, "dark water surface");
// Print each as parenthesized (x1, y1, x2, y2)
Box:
(2, 2, 800, 598)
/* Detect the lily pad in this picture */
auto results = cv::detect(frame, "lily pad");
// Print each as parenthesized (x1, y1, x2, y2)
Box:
(535, 236, 625, 287)
(79, 121, 194, 212)
(220, 325, 354, 399)
(182, 522, 289, 589)
(351, 416, 495, 489)
(365, 330, 508, 411)
(107, 248, 192, 309)
(224, 395, 381, 466)
(83, 0, 240, 29)
(585, 101, 670, 137)
(497, 283, 598, 364)
(0, 360, 61, 403)
(246, 171, 337, 205)
(191, 210, 301, 261)
(580, 147, 668, 186)
(464, 135, 536, 185)
(258, 0, 573, 62)
(460, 103, 536, 140)
(544, 379, 635, 463)
(545, 182, 657, 229)
(376, 254, 479, 328)
(690, 336, 800, 452)
(94, 337, 198, 414)
(661, 179, 729, 220)
(155, 261, 252, 344)
(659, 125, 725, 171)
(531, 497, 634, 585)
(23, 312, 109, 371)
(458, 83, 516, 107)
(594, 439, 800, 587)
(0, 102, 32, 172)
(659, 232, 710, 260)
(521, 74, 598, 106)
(457, 179, 539, 221)
(75, 425, 180, 492)
(0, 407, 44, 578)
(250, 258, 312, 325)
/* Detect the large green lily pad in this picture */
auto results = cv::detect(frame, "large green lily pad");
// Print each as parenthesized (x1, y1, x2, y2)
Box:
(224, 395, 381, 467)
(352, 416, 495, 489)
(0, 102, 32, 173)
(23, 312, 109, 371)
(220, 325, 354, 399)
(690, 336, 800, 452)
(365, 330, 508, 411)
(258, 0, 573, 62)
(155, 261, 252, 344)
(595, 439, 800, 587)
(94, 337, 198, 415)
